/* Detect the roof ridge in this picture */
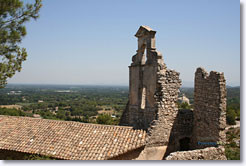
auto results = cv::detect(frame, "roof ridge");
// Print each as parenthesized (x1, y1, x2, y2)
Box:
(0, 115, 143, 130)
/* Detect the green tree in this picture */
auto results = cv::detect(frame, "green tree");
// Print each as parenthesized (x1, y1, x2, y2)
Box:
(179, 102, 191, 110)
(0, 0, 42, 88)
(225, 146, 240, 160)
(0, 107, 32, 117)
(226, 109, 236, 125)
(82, 115, 89, 123)
(56, 110, 66, 120)
(96, 114, 114, 125)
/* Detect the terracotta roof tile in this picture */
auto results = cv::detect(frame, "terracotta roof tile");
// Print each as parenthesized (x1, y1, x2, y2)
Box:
(0, 115, 146, 160)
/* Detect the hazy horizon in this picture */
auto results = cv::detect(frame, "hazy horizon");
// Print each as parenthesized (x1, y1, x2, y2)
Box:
(6, 82, 240, 88)
(8, 0, 240, 87)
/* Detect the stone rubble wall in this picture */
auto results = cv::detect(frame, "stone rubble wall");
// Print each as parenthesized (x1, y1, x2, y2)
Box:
(165, 147, 227, 160)
(173, 109, 194, 139)
(191, 67, 227, 149)
(164, 109, 193, 156)
(145, 67, 182, 147)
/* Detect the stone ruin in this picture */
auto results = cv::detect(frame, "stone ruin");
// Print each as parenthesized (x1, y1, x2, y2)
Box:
(120, 26, 227, 160)
(191, 68, 227, 150)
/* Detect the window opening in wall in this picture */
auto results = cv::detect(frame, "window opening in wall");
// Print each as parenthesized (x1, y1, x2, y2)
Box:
(141, 87, 146, 109)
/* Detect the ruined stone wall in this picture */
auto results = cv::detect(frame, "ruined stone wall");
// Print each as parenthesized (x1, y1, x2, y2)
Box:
(120, 63, 160, 129)
(165, 147, 227, 160)
(120, 26, 182, 160)
(120, 26, 181, 132)
(135, 67, 182, 160)
(145, 68, 181, 147)
(120, 62, 182, 133)
(164, 109, 193, 156)
(121, 26, 228, 160)
(191, 67, 227, 149)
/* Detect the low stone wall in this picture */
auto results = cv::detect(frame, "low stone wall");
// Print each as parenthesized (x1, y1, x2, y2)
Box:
(165, 147, 227, 160)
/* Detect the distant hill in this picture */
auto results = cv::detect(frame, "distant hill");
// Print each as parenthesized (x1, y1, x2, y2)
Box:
(180, 86, 240, 105)
(181, 81, 194, 88)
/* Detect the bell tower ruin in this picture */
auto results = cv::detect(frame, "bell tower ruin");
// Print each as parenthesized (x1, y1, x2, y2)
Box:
(120, 25, 182, 148)
(120, 26, 174, 130)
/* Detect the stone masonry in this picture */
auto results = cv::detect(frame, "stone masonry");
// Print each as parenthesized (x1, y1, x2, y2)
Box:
(120, 26, 182, 159)
(120, 25, 169, 130)
(120, 26, 227, 160)
(164, 109, 194, 157)
(120, 25, 181, 136)
(191, 67, 227, 150)
(165, 147, 227, 160)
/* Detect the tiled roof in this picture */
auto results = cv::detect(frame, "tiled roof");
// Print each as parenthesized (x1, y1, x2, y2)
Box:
(0, 115, 146, 160)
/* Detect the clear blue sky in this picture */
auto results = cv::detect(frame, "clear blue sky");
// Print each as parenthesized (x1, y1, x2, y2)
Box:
(8, 0, 240, 87)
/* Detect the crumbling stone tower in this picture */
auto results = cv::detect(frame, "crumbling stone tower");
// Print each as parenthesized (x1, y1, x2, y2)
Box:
(120, 26, 181, 158)
(191, 67, 227, 149)
(120, 26, 163, 129)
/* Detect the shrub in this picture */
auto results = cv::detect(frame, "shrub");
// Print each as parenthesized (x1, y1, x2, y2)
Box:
(226, 109, 236, 125)
(96, 114, 114, 125)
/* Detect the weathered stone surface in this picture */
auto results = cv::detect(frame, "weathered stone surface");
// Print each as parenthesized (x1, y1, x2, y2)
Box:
(120, 25, 173, 130)
(145, 69, 181, 147)
(165, 109, 193, 156)
(191, 67, 227, 150)
(165, 147, 227, 160)
(120, 26, 181, 137)
(120, 26, 182, 159)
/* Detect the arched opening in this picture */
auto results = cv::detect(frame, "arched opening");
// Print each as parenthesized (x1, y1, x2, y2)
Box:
(144, 46, 147, 63)
(139, 43, 147, 65)
(140, 87, 146, 109)
(179, 137, 190, 151)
